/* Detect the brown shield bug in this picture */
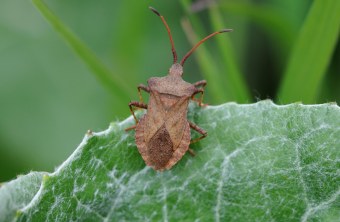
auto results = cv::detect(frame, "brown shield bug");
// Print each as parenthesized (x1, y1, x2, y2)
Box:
(126, 7, 232, 171)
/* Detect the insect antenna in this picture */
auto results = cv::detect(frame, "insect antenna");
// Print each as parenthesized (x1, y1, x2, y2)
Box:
(180, 29, 233, 66)
(149, 7, 178, 64)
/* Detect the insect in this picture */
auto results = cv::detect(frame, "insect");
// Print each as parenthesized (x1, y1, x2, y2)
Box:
(126, 7, 232, 171)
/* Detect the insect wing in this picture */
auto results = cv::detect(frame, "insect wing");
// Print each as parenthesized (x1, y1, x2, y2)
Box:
(144, 91, 167, 143)
(164, 96, 190, 150)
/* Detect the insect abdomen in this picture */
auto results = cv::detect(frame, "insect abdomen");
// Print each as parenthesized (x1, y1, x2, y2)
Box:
(147, 124, 173, 169)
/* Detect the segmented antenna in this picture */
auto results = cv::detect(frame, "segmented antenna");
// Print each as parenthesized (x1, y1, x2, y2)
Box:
(180, 29, 233, 66)
(149, 7, 178, 64)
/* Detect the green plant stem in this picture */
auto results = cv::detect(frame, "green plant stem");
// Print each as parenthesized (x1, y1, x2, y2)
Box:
(180, 0, 229, 104)
(181, 18, 227, 104)
(208, 5, 250, 102)
(180, 0, 250, 103)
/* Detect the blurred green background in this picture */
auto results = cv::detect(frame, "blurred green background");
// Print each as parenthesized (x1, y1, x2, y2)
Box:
(0, 0, 339, 182)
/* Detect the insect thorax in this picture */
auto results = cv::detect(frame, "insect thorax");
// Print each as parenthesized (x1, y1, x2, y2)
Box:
(147, 75, 196, 97)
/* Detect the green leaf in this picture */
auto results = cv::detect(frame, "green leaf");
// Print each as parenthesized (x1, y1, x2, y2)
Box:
(32, 0, 133, 99)
(1, 101, 339, 221)
(277, 1, 340, 103)
(0, 172, 44, 221)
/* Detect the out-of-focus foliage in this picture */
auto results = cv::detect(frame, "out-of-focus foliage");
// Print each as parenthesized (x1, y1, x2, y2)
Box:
(0, 0, 339, 181)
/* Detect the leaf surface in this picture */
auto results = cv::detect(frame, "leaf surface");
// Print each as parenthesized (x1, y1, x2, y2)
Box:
(0, 172, 44, 222)
(1, 101, 339, 221)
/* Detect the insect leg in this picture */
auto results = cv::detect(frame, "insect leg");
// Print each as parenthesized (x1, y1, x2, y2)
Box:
(191, 80, 207, 106)
(137, 84, 150, 103)
(193, 80, 207, 88)
(191, 89, 207, 107)
(187, 148, 196, 157)
(125, 125, 136, 132)
(189, 121, 207, 144)
(129, 101, 148, 124)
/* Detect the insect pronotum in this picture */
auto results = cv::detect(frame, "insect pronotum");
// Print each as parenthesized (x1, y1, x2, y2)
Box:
(126, 7, 232, 171)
